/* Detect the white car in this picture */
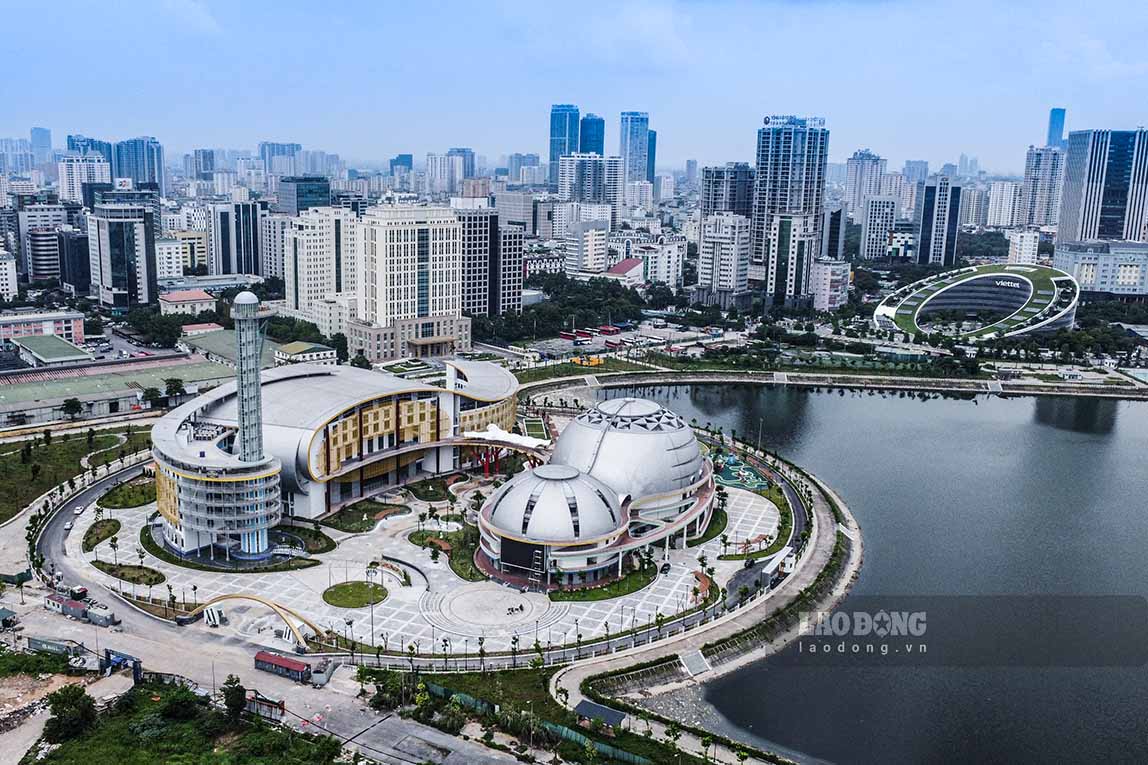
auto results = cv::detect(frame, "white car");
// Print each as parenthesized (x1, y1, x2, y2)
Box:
(73, 506, 85, 516)
(64, 522, 74, 531)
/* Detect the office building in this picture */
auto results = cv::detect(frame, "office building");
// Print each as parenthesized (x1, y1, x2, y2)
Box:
(845, 149, 886, 214)
(17, 203, 70, 273)
(987, 181, 1024, 228)
(860, 196, 898, 260)
(619, 111, 650, 183)
(26, 227, 61, 281)
(1020, 146, 1064, 227)
(564, 219, 610, 274)
(810, 257, 851, 312)
(1053, 240, 1148, 297)
(283, 206, 358, 316)
(493, 191, 535, 234)
(1007, 230, 1041, 265)
(348, 206, 469, 361)
(549, 105, 580, 188)
(389, 154, 413, 175)
(210, 201, 266, 275)
(701, 163, 754, 219)
(259, 214, 291, 280)
(57, 226, 90, 295)
(625, 181, 654, 212)
(914, 176, 963, 266)
(1058, 129, 1148, 243)
(821, 201, 847, 260)
(258, 142, 301, 174)
(1047, 108, 1067, 148)
(454, 208, 523, 317)
(686, 159, 698, 187)
(903, 160, 929, 184)
(170, 229, 209, 272)
(579, 114, 605, 155)
(447, 148, 476, 179)
(647, 129, 657, 182)
(66, 135, 113, 164)
(694, 213, 752, 309)
(278, 176, 331, 216)
(507, 153, 540, 183)
(57, 154, 111, 204)
(879, 172, 915, 217)
(30, 128, 52, 165)
(155, 238, 189, 280)
(87, 203, 158, 311)
(557, 153, 624, 228)
(653, 174, 675, 202)
(190, 148, 215, 179)
(751, 115, 829, 303)
(113, 137, 165, 196)
(0, 249, 16, 301)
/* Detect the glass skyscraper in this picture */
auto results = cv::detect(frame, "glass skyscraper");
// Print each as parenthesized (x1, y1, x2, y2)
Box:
(579, 114, 605, 155)
(278, 176, 331, 216)
(549, 105, 580, 188)
(619, 111, 649, 183)
(1047, 108, 1067, 148)
(113, 137, 165, 196)
(647, 130, 657, 182)
(1058, 129, 1148, 243)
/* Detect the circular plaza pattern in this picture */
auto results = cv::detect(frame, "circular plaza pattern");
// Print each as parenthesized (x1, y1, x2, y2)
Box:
(873, 263, 1079, 340)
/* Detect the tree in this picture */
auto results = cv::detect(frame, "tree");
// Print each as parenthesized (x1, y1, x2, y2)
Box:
(31, 463, 41, 482)
(62, 398, 83, 420)
(221, 674, 246, 720)
(350, 353, 371, 369)
(43, 684, 97, 742)
(164, 378, 186, 398)
(330, 332, 349, 363)
(142, 387, 163, 407)
(86, 428, 95, 448)
(109, 535, 119, 565)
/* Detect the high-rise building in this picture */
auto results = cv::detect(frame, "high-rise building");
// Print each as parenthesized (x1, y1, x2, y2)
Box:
(903, 160, 929, 184)
(960, 187, 988, 228)
(1058, 129, 1148, 243)
(57, 226, 90, 296)
(191, 148, 216, 180)
(349, 206, 468, 361)
(860, 196, 898, 260)
(283, 206, 358, 314)
(810, 257, 851, 312)
(278, 176, 331, 216)
(646, 130, 657, 182)
(653, 174, 675, 202)
(821, 202, 847, 260)
(389, 154, 413, 175)
(426, 152, 465, 195)
(507, 153, 540, 183)
(0, 250, 16, 301)
(30, 128, 51, 165)
(447, 148, 476, 179)
(17, 203, 70, 274)
(57, 155, 112, 204)
(564, 219, 610, 274)
(87, 203, 158, 310)
(579, 114, 605, 155)
(258, 142, 301, 174)
(66, 135, 113, 164)
(845, 149, 886, 214)
(685, 159, 698, 187)
(879, 172, 915, 217)
(1047, 108, 1067, 148)
(549, 105, 580, 188)
(209, 201, 267, 275)
(700, 163, 754, 219)
(987, 181, 1023, 228)
(693, 213, 751, 309)
(258, 215, 290, 280)
(914, 176, 963, 266)
(625, 181, 654, 212)
(1020, 146, 1064, 227)
(1007, 230, 1040, 265)
(751, 115, 829, 304)
(454, 208, 523, 317)
(113, 137, 166, 196)
(619, 112, 650, 183)
(957, 154, 980, 178)
(556, 153, 624, 228)
(27, 227, 61, 281)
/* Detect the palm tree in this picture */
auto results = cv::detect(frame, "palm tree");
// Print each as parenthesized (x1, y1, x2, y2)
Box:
(109, 536, 119, 565)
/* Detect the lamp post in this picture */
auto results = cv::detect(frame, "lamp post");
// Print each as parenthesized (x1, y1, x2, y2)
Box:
(365, 567, 378, 649)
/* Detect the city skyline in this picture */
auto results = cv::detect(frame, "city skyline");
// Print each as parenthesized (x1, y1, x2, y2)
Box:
(3, 0, 1147, 172)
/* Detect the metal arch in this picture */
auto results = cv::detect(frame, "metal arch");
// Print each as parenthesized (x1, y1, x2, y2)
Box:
(187, 593, 324, 646)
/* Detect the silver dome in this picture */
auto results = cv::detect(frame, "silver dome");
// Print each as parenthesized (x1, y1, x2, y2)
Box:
(485, 464, 624, 543)
(549, 397, 705, 501)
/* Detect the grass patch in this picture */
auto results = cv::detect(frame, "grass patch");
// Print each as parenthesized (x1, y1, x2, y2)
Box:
(322, 581, 388, 608)
(82, 518, 121, 553)
(514, 358, 647, 384)
(549, 563, 656, 602)
(0, 649, 70, 678)
(408, 527, 485, 582)
(687, 507, 728, 548)
(269, 524, 336, 554)
(98, 479, 156, 509)
(320, 500, 409, 533)
(92, 560, 165, 585)
(138, 524, 321, 574)
(718, 484, 793, 561)
(0, 431, 127, 524)
(27, 682, 343, 765)
(406, 475, 461, 502)
(88, 428, 153, 467)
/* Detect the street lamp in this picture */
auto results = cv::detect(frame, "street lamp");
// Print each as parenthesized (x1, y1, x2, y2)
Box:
(365, 567, 378, 650)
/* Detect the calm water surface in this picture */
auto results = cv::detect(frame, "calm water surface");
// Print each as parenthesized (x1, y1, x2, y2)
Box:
(600, 385, 1148, 764)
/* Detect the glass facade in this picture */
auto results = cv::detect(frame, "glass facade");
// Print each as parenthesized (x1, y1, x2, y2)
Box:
(549, 105, 580, 188)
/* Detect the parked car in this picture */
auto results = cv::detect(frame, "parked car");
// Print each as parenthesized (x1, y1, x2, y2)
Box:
(659, 562, 671, 575)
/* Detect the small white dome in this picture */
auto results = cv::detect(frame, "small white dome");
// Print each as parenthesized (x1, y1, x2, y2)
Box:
(233, 290, 260, 305)
(549, 397, 705, 501)
(485, 464, 624, 543)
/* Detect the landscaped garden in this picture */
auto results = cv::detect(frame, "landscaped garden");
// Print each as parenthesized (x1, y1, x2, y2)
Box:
(322, 580, 388, 608)
(269, 524, 337, 554)
(405, 475, 463, 502)
(82, 518, 121, 553)
(548, 562, 657, 602)
(686, 506, 728, 548)
(138, 519, 321, 574)
(320, 499, 409, 533)
(408, 526, 485, 582)
(513, 358, 647, 384)
(92, 560, 166, 585)
(98, 478, 156, 509)
(88, 427, 153, 467)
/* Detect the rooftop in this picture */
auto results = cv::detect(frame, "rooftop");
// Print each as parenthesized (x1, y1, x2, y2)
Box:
(277, 341, 334, 355)
(10, 334, 93, 363)
(607, 257, 644, 275)
(0, 309, 84, 323)
(182, 329, 280, 367)
(160, 289, 215, 303)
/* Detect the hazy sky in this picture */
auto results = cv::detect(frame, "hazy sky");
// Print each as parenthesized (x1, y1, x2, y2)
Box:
(5, 0, 1147, 174)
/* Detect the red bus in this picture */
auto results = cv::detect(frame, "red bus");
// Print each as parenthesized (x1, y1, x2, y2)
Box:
(575, 329, 593, 338)
(559, 331, 577, 340)
(598, 325, 621, 335)
(605, 338, 624, 349)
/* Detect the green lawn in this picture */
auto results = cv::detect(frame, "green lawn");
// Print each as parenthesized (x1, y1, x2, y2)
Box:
(322, 581, 388, 608)
(88, 428, 153, 467)
(718, 484, 793, 561)
(406, 475, 462, 502)
(138, 524, 321, 574)
(548, 564, 656, 601)
(82, 519, 121, 553)
(92, 560, 165, 585)
(0, 432, 124, 524)
(27, 683, 342, 765)
(408, 527, 485, 582)
(521, 417, 549, 439)
(686, 507, 728, 548)
(98, 479, 156, 509)
(513, 358, 647, 384)
(270, 524, 336, 554)
(321, 500, 410, 533)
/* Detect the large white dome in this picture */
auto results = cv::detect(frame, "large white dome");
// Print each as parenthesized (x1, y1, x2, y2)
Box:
(549, 397, 705, 501)
(484, 464, 625, 543)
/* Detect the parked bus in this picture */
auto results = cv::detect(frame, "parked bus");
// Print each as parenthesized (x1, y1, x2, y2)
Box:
(598, 325, 621, 336)
(575, 329, 593, 338)
(605, 338, 624, 349)
(558, 331, 577, 341)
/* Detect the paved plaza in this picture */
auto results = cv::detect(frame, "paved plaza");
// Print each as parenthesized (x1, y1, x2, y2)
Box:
(66, 482, 779, 656)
